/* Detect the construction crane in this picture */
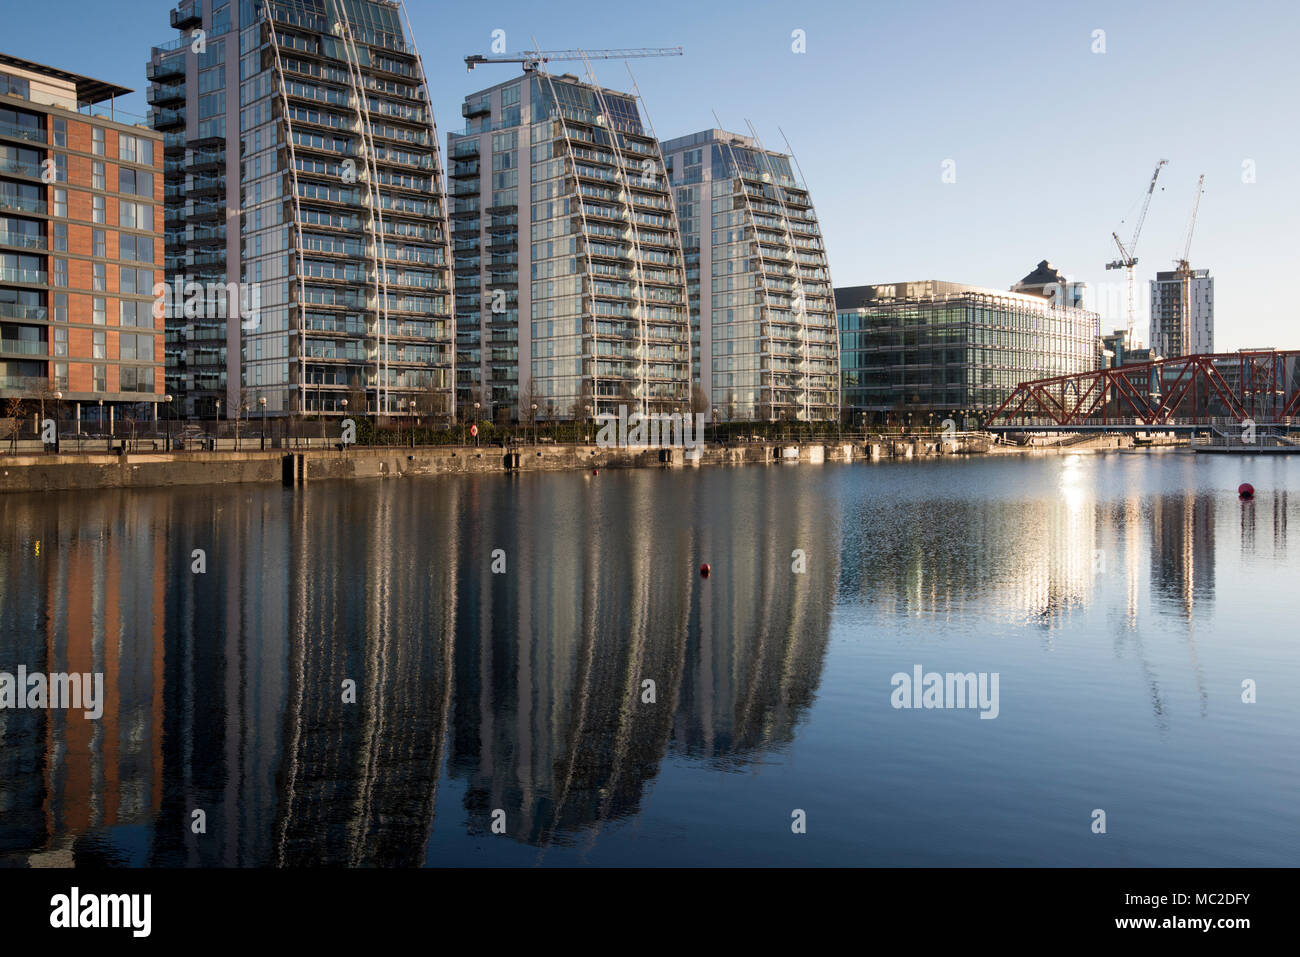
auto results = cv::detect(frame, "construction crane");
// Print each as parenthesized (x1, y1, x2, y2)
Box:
(1174, 174, 1206, 272)
(1106, 158, 1168, 344)
(1169, 174, 1206, 357)
(465, 47, 683, 73)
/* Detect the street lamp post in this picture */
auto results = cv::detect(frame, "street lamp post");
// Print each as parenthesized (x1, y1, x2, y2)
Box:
(531, 403, 537, 445)
(259, 396, 267, 450)
(165, 394, 173, 451)
(408, 398, 415, 449)
(214, 400, 221, 451)
(51, 390, 62, 454)
(585, 404, 592, 445)
(473, 401, 480, 447)
(340, 398, 348, 448)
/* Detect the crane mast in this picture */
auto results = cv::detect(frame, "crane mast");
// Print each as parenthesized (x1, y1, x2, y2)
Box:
(1105, 158, 1168, 345)
(1172, 174, 1206, 357)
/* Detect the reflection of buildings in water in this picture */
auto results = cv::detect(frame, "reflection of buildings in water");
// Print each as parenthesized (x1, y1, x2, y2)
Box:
(4, 472, 840, 860)
(1270, 491, 1287, 560)
(448, 472, 837, 847)
(674, 475, 838, 765)
(271, 483, 456, 866)
(0, 493, 165, 866)
(449, 475, 690, 848)
(1149, 493, 1216, 620)
(839, 494, 1099, 631)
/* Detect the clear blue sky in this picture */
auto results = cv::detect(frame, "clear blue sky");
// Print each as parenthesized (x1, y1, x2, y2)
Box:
(7, 0, 1297, 350)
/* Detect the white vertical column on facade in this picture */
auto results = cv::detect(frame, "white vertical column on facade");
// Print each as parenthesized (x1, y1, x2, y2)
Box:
(327, 7, 384, 415)
(744, 123, 808, 421)
(625, 64, 691, 415)
(581, 55, 649, 419)
(780, 126, 839, 421)
(538, 68, 600, 417)
(713, 116, 776, 421)
(399, 0, 455, 421)
(335, 4, 392, 416)
(745, 122, 810, 421)
(262, 0, 309, 413)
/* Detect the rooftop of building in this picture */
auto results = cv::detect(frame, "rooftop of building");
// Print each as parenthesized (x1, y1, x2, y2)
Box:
(1154, 268, 1212, 281)
(1013, 259, 1069, 289)
(835, 280, 1097, 313)
(0, 52, 132, 106)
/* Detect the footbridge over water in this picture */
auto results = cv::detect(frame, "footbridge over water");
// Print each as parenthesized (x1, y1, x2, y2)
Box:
(987, 350, 1300, 432)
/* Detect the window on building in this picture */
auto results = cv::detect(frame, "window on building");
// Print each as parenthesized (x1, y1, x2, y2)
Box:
(93, 297, 105, 324)
(121, 299, 153, 327)
(92, 194, 105, 224)
(92, 127, 105, 156)
(53, 258, 67, 287)
(53, 153, 66, 183)
(53, 293, 67, 322)
(92, 330, 105, 359)
(53, 188, 67, 218)
(93, 228, 105, 257)
(93, 364, 106, 391)
(54, 326, 67, 356)
(92, 263, 105, 292)
(93, 161, 105, 190)
(51, 118, 66, 148)
(118, 167, 154, 196)
(53, 362, 68, 390)
(53, 223, 67, 253)
(119, 201, 153, 230)
(0, 73, 31, 99)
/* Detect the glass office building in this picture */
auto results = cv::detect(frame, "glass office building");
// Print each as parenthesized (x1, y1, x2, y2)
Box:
(662, 129, 839, 422)
(448, 71, 690, 423)
(148, 0, 453, 420)
(836, 280, 1101, 424)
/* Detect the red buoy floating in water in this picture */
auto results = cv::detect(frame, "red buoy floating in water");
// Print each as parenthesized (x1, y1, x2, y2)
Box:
(699, 563, 710, 578)
(1238, 482, 1255, 500)
(592, 468, 599, 476)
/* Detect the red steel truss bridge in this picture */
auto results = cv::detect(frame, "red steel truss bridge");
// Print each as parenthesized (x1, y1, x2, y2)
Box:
(988, 350, 1300, 431)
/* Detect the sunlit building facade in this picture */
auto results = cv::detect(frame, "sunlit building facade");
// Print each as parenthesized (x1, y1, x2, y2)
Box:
(0, 55, 163, 430)
(148, 0, 453, 420)
(837, 280, 1100, 424)
(662, 129, 839, 422)
(448, 71, 690, 423)
(1151, 267, 1213, 359)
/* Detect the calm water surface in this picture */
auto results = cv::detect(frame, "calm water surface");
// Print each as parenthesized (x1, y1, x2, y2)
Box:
(0, 452, 1296, 866)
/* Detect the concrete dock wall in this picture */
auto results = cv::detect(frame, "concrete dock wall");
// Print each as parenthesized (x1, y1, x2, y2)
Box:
(0, 432, 1140, 494)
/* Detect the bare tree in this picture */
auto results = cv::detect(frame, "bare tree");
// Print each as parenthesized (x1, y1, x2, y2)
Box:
(3, 396, 24, 453)
(518, 377, 537, 429)
(346, 372, 367, 420)
(690, 384, 710, 417)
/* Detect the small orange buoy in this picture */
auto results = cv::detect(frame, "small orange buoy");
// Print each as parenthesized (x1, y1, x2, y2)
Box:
(1238, 482, 1254, 500)
(699, 563, 710, 578)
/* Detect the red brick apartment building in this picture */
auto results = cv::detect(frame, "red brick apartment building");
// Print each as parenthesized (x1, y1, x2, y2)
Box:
(1, 53, 163, 434)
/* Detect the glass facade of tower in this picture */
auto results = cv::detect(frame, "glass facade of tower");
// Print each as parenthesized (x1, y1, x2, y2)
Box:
(149, 0, 452, 420)
(836, 281, 1101, 423)
(663, 130, 839, 422)
(449, 72, 690, 423)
